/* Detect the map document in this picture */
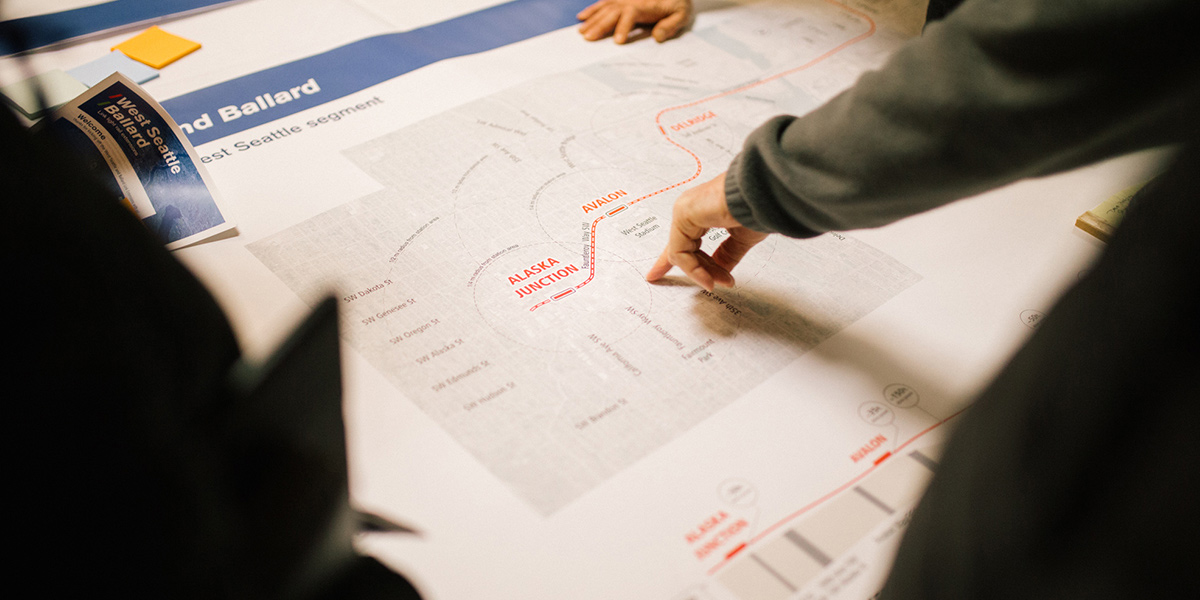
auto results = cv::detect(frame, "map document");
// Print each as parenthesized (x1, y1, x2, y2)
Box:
(4, 0, 1134, 598)
(150, 0, 1128, 598)
(250, 0, 921, 515)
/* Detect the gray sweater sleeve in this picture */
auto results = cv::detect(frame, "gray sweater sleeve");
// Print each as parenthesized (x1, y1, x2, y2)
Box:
(725, 0, 1200, 238)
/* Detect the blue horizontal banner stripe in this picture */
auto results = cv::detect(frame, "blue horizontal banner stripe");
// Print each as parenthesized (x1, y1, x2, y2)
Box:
(1, 0, 238, 54)
(161, 0, 594, 146)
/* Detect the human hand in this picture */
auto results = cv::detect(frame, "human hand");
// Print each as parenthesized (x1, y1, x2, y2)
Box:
(577, 0, 694, 44)
(645, 172, 769, 291)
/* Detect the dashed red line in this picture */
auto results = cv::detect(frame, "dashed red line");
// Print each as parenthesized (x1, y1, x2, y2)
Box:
(523, 5, 931, 585)
(704, 406, 968, 577)
(529, 0, 877, 311)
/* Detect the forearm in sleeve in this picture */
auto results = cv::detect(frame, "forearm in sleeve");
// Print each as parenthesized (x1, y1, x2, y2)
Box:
(726, 0, 1200, 238)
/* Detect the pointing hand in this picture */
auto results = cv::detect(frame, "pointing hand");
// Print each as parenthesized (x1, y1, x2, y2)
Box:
(646, 172, 768, 291)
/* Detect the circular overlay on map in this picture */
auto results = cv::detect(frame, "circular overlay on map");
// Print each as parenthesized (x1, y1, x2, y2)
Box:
(533, 167, 679, 264)
(588, 92, 698, 165)
(472, 242, 652, 351)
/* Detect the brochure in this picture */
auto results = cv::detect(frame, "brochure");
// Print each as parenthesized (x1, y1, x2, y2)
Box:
(45, 72, 233, 249)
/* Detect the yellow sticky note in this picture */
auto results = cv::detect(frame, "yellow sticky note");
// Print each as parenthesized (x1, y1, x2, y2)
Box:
(1075, 181, 1148, 243)
(113, 26, 200, 69)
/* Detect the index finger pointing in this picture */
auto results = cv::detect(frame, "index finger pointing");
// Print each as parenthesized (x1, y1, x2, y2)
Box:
(645, 250, 673, 282)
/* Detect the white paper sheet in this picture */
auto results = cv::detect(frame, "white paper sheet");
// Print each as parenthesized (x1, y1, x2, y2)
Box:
(248, 0, 923, 516)
(19, 1, 1155, 598)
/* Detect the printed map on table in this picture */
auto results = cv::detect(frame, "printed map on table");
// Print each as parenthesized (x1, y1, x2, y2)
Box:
(249, 0, 920, 514)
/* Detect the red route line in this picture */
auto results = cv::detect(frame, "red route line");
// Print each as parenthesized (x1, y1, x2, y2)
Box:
(528, 0, 877, 311)
(704, 407, 969, 577)
(524, 4, 936, 584)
